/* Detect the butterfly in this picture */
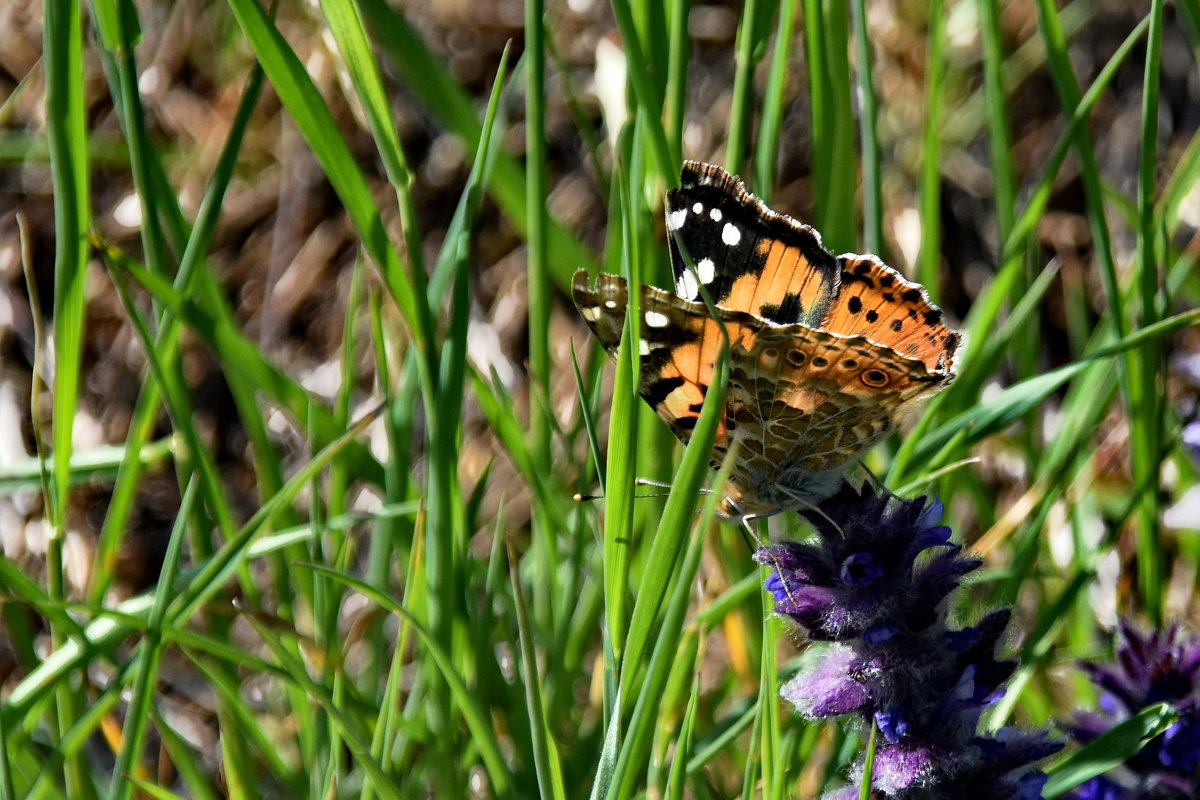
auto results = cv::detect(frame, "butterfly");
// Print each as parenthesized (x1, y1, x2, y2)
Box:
(573, 161, 960, 520)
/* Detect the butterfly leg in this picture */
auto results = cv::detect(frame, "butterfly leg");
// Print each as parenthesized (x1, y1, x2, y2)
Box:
(740, 511, 806, 608)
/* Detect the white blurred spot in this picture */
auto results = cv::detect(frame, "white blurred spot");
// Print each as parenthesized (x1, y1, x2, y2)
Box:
(893, 207, 921, 270)
(1165, 486, 1200, 531)
(138, 65, 162, 96)
(113, 193, 142, 229)
(594, 37, 628, 147)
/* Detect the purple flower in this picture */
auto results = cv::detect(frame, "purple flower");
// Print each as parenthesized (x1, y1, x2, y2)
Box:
(1072, 775, 1123, 800)
(757, 483, 1061, 798)
(1069, 621, 1200, 799)
(756, 484, 970, 643)
(1184, 419, 1200, 462)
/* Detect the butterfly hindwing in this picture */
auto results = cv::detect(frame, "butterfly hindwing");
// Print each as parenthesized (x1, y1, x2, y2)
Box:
(574, 269, 766, 447)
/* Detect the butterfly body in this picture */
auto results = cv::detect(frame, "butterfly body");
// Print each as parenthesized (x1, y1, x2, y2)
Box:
(574, 161, 960, 518)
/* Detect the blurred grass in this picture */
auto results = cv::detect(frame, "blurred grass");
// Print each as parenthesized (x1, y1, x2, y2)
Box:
(1, 0, 1197, 798)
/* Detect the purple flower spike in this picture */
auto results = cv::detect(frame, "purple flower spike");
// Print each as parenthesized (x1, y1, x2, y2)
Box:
(864, 622, 900, 645)
(1160, 718, 1200, 771)
(1184, 419, 1200, 462)
(1069, 620, 1200, 798)
(842, 552, 885, 585)
(875, 706, 910, 744)
(758, 483, 1060, 798)
(945, 626, 985, 652)
(1071, 775, 1122, 800)
(781, 644, 873, 718)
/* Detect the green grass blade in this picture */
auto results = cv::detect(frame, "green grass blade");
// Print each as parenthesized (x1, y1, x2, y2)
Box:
(509, 541, 568, 800)
(609, 428, 732, 800)
(43, 0, 94, 791)
(975, 0, 1017, 244)
(225, 0, 422, 336)
(1042, 704, 1175, 797)
(609, 0, 677, 179)
(663, 634, 702, 800)
(916, 0, 945, 297)
(93, 0, 171, 281)
(602, 172, 640, 660)
(108, 478, 199, 800)
(357, 0, 597, 285)
(527, 0, 550, 403)
(848, 0, 882, 253)
(1132, 0, 1167, 619)
(755, 0, 796, 201)
(727, 0, 767, 175)
(803, 0, 855, 252)
(44, 0, 89, 575)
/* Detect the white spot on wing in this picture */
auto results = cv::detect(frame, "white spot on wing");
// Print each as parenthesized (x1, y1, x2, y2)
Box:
(722, 223, 741, 246)
(697, 257, 715, 284)
(692, 202, 703, 214)
(644, 310, 670, 328)
(666, 208, 687, 231)
(676, 270, 699, 299)
(604, 299, 617, 309)
(709, 208, 723, 222)
(639, 338, 650, 356)
(581, 306, 601, 321)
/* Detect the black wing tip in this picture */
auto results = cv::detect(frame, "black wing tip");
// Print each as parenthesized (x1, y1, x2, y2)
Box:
(679, 160, 741, 192)
(670, 160, 830, 258)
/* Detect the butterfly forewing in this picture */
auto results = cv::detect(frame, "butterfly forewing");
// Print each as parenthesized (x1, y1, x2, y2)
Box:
(666, 161, 841, 327)
(824, 255, 961, 373)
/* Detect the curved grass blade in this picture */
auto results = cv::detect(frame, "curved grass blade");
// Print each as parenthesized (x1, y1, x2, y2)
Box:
(1042, 704, 1175, 798)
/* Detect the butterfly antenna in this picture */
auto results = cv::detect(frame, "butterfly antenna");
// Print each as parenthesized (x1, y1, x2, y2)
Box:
(575, 483, 681, 502)
(636, 477, 717, 498)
